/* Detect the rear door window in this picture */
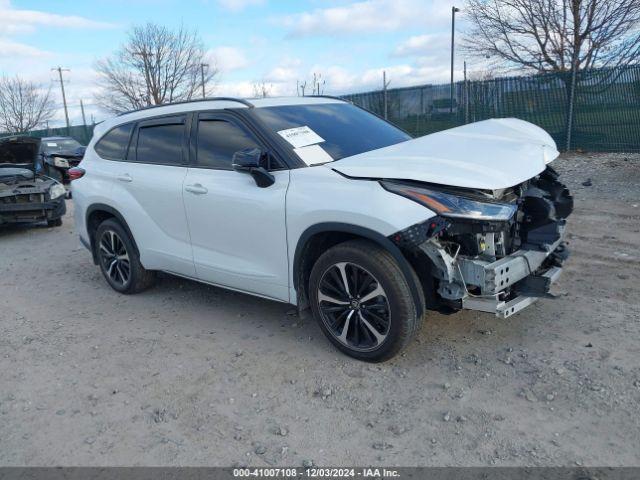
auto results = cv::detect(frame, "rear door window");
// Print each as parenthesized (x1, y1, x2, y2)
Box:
(134, 117, 186, 165)
(94, 123, 134, 160)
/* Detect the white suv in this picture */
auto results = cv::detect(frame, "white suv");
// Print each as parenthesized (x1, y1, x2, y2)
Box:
(72, 96, 572, 361)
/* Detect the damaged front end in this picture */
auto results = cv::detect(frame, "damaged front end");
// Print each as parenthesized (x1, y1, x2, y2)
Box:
(385, 167, 573, 318)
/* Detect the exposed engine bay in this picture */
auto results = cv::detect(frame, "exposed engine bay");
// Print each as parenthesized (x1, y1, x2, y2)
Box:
(0, 136, 67, 226)
(389, 166, 573, 318)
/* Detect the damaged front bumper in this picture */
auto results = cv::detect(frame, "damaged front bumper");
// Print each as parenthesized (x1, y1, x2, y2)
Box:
(0, 196, 66, 225)
(421, 231, 568, 318)
(392, 166, 573, 319)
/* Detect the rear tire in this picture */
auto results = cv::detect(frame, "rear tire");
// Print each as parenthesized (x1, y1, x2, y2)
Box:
(309, 239, 424, 362)
(95, 218, 155, 294)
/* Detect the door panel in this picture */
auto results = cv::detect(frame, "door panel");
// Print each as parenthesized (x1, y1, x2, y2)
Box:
(182, 114, 290, 302)
(183, 168, 290, 301)
(112, 162, 194, 276)
(112, 115, 195, 276)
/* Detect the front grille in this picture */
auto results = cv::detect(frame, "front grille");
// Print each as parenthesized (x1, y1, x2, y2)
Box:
(1, 193, 44, 204)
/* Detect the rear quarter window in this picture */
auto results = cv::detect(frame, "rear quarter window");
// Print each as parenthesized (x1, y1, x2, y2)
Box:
(94, 123, 134, 160)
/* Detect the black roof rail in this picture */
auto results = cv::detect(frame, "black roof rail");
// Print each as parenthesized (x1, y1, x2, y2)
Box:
(117, 97, 255, 116)
(305, 95, 350, 103)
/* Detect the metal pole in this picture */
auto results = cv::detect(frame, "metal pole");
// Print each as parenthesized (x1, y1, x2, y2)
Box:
(464, 61, 469, 124)
(53, 67, 70, 132)
(80, 99, 88, 142)
(566, 59, 579, 151)
(200, 63, 208, 99)
(383, 70, 388, 120)
(450, 7, 460, 115)
(80, 99, 87, 125)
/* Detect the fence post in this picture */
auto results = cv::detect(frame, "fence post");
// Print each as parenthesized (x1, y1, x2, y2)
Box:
(464, 61, 469, 124)
(565, 61, 579, 151)
(382, 71, 391, 120)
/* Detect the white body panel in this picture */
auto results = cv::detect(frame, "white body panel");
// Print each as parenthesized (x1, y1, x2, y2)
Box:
(182, 168, 290, 302)
(73, 155, 114, 243)
(331, 118, 559, 190)
(285, 167, 435, 302)
(108, 162, 195, 277)
(74, 97, 557, 307)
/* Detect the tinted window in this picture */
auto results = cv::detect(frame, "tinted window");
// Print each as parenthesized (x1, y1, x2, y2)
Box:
(196, 120, 260, 170)
(95, 124, 133, 160)
(253, 103, 411, 161)
(136, 123, 184, 165)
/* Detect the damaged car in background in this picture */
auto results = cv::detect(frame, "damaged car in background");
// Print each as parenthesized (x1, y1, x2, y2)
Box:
(0, 136, 66, 227)
(38, 136, 86, 183)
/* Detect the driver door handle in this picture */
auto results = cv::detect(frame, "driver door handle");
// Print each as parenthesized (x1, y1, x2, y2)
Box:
(116, 174, 132, 183)
(185, 183, 208, 195)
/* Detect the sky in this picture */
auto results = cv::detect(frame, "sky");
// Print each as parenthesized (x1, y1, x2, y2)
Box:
(0, 0, 471, 127)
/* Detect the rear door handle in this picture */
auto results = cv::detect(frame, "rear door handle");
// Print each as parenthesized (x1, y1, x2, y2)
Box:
(185, 183, 208, 195)
(116, 174, 132, 183)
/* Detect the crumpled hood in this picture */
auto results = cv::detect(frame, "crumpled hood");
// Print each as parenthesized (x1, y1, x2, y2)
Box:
(329, 118, 559, 190)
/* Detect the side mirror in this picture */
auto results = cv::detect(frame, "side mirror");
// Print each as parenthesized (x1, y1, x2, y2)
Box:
(232, 148, 275, 188)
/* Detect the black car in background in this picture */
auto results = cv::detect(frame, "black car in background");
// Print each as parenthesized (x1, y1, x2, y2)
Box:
(0, 136, 67, 227)
(38, 136, 86, 182)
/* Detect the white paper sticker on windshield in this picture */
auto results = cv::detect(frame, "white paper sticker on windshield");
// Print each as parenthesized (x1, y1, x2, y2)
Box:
(277, 126, 324, 149)
(293, 144, 333, 166)
(47, 142, 58, 147)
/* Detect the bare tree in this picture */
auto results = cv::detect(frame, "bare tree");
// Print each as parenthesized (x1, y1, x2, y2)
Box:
(252, 80, 273, 98)
(463, 0, 640, 75)
(0, 76, 55, 133)
(296, 73, 326, 96)
(95, 23, 218, 113)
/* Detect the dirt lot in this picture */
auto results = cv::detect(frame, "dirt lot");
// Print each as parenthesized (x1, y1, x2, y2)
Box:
(1, 153, 639, 467)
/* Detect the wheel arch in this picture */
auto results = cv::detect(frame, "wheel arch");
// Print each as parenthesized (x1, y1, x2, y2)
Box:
(86, 203, 140, 264)
(293, 222, 425, 317)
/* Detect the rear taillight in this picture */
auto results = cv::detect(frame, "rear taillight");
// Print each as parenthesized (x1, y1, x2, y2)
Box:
(68, 167, 85, 181)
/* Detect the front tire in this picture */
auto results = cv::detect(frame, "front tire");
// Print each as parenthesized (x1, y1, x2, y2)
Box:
(309, 239, 424, 362)
(95, 218, 155, 294)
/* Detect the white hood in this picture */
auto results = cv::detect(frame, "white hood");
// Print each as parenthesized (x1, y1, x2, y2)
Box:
(329, 118, 559, 190)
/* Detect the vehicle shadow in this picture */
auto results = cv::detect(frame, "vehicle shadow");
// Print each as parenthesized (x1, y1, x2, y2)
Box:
(0, 222, 52, 238)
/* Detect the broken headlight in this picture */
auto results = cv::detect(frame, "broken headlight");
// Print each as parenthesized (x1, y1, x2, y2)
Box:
(382, 182, 517, 221)
(53, 157, 70, 168)
(49, 183, 66, 200)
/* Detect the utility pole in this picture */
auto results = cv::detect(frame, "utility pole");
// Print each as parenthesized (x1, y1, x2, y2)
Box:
(450, 6, 460, 115)
(52, 67, 70, 132)
(80, 99, 87, 125)
(200, 63, 208, 99)
(382, 70, 391, 120)
(80, 99, 88, 142)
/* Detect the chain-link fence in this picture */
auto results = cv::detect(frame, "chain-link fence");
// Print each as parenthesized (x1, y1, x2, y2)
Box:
(15, 124, 96, 146)
(344, 65, 640, 152)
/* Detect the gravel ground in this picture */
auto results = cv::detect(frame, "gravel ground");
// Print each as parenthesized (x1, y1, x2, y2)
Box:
(1, 153, 639, 467)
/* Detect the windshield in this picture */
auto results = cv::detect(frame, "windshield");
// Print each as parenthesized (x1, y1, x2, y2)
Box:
(42, 138, 82, 153)
(253, 103, 411, 162)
